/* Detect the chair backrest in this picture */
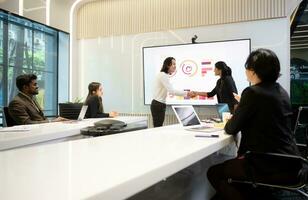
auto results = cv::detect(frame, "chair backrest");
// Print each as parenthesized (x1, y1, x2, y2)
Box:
(59, 103, 83, 120)
(295, 106, 308, 129)
(3, 107, 17, 127)
(228, 151, 308, 198)
(293, 106, 308, 158)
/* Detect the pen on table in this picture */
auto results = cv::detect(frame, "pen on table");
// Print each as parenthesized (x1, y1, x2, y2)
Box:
(194, 134, 219, 138)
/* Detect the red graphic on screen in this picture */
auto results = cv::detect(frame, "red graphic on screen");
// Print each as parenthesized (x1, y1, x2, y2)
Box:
(201, 60, 213, 76)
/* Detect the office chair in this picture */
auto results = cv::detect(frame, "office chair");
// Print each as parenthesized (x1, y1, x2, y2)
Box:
(294, 106, 308, 158)
(3, 107, 17, 127)
(227, 151, 308, 198)
(59, 103, 83, 120)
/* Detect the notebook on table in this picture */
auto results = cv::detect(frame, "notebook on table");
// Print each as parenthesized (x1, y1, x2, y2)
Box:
(172, 105, 223, 133)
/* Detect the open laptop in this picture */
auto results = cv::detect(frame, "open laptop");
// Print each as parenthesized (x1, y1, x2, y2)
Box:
(216, 103, 230, 119)
(172, 105, 223, 133)
(199, 104, 230, 122)
(64, 105, 88, 123)
(77, 105, 88, 121)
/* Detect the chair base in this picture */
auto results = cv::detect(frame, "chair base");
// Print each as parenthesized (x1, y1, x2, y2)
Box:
(228, 178, 308, 198)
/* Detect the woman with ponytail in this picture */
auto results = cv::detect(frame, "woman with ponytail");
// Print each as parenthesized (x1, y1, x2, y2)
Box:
(85, 82, 118, 118)
(195, 61, 238, 113)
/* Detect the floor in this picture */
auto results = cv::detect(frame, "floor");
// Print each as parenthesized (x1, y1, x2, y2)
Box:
(128, 153, 308, 200)
(128, 153, 231, 200)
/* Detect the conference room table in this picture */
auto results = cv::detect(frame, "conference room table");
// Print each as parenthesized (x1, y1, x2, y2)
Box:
(0, 116, 148, 151)
(0, 124, 234, 200)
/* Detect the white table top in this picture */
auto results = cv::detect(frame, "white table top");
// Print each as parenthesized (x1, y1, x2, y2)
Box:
(0, 116, 147, 151)
(0, 124, 233, 200)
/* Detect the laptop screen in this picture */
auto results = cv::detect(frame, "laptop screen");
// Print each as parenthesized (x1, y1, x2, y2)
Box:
(172, 106, 201, 127)
(200, 104, 230, 120)
(216, 103, 230, 119)
(77, 105, 88, 121)
(201, 105, 220, 119)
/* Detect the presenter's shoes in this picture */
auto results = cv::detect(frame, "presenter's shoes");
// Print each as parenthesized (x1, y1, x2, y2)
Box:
(210, 193, 222, 200)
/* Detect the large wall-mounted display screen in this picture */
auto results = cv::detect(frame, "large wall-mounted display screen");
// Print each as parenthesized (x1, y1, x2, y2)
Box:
(143, 39, 251, 105)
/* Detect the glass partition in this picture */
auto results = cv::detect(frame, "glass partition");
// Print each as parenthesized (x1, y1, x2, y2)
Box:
(0, 9, 69, 124)
(291, 1, 308, 106)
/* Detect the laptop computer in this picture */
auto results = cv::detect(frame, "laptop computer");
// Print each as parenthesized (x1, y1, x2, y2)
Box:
(63, 105, 88, 123)
(172, 105, 223, 133)
(77, 105, 88, 121)
(198, 104, 230, 122)
(216, 103, 230, 120)
(200, 105, 221, 122)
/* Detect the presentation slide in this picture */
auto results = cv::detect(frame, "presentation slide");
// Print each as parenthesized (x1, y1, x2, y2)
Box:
(143, 39, 250, 105)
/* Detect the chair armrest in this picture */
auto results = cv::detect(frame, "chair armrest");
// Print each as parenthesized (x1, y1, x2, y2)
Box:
(244, 151, 305, 161)
(244, 151, 308, 184)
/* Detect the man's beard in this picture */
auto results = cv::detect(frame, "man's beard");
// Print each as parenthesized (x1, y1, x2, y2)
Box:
(32, 90, 39, 95)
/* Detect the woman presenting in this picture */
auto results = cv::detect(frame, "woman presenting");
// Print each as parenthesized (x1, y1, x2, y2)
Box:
(195, 61, 238, 113)
(151, 57, 193, 127)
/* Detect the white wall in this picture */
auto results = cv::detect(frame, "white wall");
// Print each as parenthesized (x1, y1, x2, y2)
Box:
(0, 0, 19, 14)
(50, 0, 76, 32)
(76, 17, 290, 114)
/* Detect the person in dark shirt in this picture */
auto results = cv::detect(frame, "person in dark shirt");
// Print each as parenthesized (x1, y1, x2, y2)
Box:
(207, 49, 300, 200)
(85, 82, 117, 118)
(194, 61, 238, 113)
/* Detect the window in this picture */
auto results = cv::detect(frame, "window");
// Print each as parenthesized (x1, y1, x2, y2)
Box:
(0, 9, 69, 124)
(291, 1, 308, 106)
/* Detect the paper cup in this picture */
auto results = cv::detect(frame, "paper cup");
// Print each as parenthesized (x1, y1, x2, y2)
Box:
(222, 112, 231, 123)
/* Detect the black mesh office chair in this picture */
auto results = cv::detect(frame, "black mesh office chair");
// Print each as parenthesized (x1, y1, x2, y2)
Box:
(227, 151, 308, 198)
(3, 107, 17, 127)
(59, 103, 83, 120)
(294, 106, 308, 158)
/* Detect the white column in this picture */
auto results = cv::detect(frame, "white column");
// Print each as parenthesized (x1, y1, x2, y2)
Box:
(19, 0, 23, 16)
(46, 0, 50, 25)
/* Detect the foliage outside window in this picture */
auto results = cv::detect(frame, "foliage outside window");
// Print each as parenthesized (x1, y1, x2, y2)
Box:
(0, 9, 69, 122)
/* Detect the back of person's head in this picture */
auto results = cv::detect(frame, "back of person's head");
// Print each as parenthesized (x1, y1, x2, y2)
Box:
(245, 48, 280, 83)
(87, 82, 101, 96)
(160, 57, 175, 73)
(16, 74, 37, 92)
(215, 61, 231, 76)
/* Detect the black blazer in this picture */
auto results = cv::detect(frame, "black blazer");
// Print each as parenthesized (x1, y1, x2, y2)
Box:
(85, 96, 109, 118)
(225, 82, 299, 156)
(207, 75, 238, 113)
